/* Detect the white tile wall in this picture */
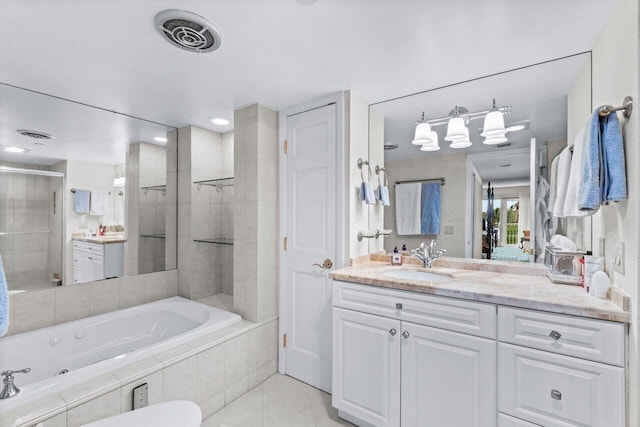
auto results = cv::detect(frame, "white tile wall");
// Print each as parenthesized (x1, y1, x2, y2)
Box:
(7, 270, 178, 337)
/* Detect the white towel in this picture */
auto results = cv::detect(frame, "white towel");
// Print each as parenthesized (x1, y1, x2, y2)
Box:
(395, 183, 422, 235)
(552, 148, 571, 218)
(548, 155, 559, 215)
(90, 190, 109, 216)
(563, 126, 591, 217)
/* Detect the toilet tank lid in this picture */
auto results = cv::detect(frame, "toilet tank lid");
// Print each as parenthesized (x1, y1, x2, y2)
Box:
(80, 400, 202, 427)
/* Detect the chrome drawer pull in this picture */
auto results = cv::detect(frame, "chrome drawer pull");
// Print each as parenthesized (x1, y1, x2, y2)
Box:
(402, 331, 410, 339)
(549, 330, 562, 341)
(389, 328, 397, 336)
(551, 389, 562, 400)
(396, 303, 403, 310)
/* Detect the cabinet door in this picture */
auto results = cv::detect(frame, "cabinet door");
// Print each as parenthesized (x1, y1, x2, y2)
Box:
(499, 343, 624, 427)
(401, 321, 496, 427)
(332, 307, 400, 427)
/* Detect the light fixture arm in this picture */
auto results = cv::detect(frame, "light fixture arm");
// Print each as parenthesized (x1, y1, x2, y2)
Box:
(416, 104, 511, 127)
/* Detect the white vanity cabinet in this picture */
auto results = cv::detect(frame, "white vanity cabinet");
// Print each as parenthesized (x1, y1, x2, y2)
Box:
(332, 281, 626, 427)
(332, 281, 496, 427)
(72, 240, 124, 283)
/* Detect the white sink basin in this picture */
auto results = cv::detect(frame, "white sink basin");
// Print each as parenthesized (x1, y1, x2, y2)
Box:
(382, 269, 451, 282)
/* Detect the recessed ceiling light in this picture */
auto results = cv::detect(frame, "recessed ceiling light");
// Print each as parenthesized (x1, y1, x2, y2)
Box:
(1, 145, 30, 153)
(154, 136, 168, 143)
(506, 125, 525, 132)
(210, 117, 231, 126)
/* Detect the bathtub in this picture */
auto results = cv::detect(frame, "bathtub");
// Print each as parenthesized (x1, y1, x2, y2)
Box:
(0, 296, 241, 410)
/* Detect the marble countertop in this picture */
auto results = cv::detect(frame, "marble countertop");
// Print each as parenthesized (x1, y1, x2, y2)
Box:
(72, 234, 126, 244)
(330, 258, 630, 323)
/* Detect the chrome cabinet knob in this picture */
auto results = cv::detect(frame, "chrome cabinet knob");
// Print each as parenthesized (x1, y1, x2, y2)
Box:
(551, 389, 562, 400)
(389, 328, 397, 336)
(549, 330, 562, 341)
(402, 331, 410, 339)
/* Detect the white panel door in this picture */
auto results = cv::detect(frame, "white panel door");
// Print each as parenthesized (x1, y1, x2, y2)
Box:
(285, 103, 336, 392)
(401, 321, 496, 427)
(529, 138, 537, 263)
(332, 307, 400, 427)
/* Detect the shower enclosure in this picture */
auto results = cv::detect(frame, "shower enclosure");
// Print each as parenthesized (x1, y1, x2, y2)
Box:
(0, 166, 64, 291)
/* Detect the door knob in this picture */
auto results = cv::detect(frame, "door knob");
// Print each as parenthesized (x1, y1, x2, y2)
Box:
(389, 328, 397, 336)
(312, 259, 333, 269)
(402, 331, 410, 339)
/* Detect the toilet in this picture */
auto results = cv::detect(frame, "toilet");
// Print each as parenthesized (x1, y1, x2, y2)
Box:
(80, 400, 202, 427)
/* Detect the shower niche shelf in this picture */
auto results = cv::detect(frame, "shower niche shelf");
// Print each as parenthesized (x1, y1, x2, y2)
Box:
(194, 237, 234, 245)
(194, 177, 234, 190)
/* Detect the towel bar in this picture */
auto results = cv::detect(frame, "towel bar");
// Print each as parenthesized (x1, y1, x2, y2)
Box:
(71, 188, 111, 195)
(599, 96, 633, 119)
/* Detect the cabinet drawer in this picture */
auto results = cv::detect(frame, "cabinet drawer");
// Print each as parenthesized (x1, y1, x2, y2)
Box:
(499, 343, 624, 427)
(73, 240, 105, 256)
(498, 306, 624, 366)
(498, 413, 540, 426)
(333, 281, 496, 339)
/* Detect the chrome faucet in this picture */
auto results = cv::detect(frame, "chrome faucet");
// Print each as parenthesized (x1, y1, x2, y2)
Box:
(1, 368, 30, 399)
(411, 240, 447, 268)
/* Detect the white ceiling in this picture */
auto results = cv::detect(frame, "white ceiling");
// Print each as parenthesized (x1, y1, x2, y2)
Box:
(0, 0, 615, 166)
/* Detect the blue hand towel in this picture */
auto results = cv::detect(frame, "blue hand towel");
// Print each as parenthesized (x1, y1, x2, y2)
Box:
(601, 111, 627, 204)
(74, 189, 90, 214)
(579, 108, 627, 210)
(0, 254, 8, 337)
(420, 182, 441, 235)
(578, 109, 604, 211)
(376, 185, 390, 206)
(360, 182, 376, 205)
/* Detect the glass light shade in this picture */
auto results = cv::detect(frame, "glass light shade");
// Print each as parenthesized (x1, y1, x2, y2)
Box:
(420, 143, 440, 151)
(481, 111, 506, 137)
(444, 117, 467, 141)
(450, 139, 472, 149)
(483, 134, 509, 145)
(411, 122, 433, 145)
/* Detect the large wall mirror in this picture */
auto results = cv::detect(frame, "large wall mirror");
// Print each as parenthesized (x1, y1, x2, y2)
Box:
(0, 83, 177, 292)
(368, 52, 593, 262)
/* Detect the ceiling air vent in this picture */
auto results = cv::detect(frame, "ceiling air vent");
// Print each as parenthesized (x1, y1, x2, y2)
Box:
(154, 10, 222, 53)
(17, 129, 52, 140)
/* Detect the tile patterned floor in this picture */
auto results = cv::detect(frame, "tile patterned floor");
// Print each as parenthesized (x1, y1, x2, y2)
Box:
(203, 374, 356, 427)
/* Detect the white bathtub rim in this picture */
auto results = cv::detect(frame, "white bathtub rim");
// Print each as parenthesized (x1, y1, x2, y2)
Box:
(0, 297, 241, 412)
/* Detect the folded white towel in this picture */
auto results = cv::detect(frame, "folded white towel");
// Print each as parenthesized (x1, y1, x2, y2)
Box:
(552, 148, 571, 218)
(90, 190, 109, 216)
(395, 183, 421, 235)
(563, 126, 591, 217)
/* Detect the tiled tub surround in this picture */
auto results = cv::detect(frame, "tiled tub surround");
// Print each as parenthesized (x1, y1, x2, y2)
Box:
(4, 270, 178, 337)
(0, 315, 278, 427)
(0, 297, 240, 410)
(331, 257, 630, 322)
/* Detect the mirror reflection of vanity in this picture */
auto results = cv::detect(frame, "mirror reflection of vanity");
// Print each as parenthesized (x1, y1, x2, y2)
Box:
(368, 53, 593, 261)
(0, 83, 177, 291)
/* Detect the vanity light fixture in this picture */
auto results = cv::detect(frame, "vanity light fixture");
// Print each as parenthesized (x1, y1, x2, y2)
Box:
(420, 131, 440, 151)
(0, 145, 30, 153)
(210, 117, 231, 126)
(153, 136, 168, 143)
(411, 113, 434, 145)
(412, 101, 511, 152)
